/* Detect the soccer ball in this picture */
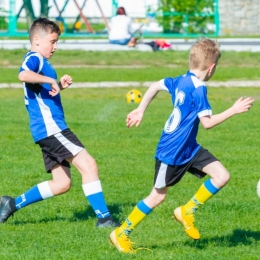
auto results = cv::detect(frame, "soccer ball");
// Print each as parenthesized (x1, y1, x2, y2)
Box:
(126, 89, 142, 103)
(257, 180, 260, 198)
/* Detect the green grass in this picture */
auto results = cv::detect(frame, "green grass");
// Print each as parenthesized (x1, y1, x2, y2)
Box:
(0, 87, 260, 260)
(2, 66, 260, 83)
(1, 49, 260, 67)
(0, 50, 260, 83)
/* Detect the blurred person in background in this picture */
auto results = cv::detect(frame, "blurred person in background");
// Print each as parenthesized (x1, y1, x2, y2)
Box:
(108, 7, 137, 47)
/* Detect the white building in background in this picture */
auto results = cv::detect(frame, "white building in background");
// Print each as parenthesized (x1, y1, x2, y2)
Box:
(218, 0, 260, 36)
(6, 0, 159, 18)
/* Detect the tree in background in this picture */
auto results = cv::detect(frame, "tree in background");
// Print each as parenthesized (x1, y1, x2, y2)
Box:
(156, 0, 215, 34)
(23, 0, 35, 28)
(23, 0, 50, 29)
(0, 0, 7, 29)
(40, 0, 50, 18)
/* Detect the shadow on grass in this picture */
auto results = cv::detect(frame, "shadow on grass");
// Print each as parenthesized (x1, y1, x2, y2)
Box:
(184, 229, 260, 248)
(145, 229, 260, 251)
(9, 202, 135, 225)
(73, 203, 130, 222)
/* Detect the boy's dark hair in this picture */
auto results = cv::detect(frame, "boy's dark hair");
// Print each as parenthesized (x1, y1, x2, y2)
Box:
(29, 17, 61, 42)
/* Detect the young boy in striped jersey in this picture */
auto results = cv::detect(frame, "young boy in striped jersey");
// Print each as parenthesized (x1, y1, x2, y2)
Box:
(0, 18, 118, 228)
(110, 38, 254, 253)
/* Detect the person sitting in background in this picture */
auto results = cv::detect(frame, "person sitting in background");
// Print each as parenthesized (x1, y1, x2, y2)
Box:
(109, 7, 137, 47)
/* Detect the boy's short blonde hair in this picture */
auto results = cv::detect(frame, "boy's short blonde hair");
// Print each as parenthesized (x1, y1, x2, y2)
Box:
(189, 38, 221, 71)
(29, 17, 61, 42)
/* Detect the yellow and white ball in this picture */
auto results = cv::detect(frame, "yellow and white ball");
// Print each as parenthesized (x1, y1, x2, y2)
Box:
(126, 89, 143, 103)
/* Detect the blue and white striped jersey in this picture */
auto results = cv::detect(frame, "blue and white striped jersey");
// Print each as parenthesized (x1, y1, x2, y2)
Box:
(155, 71, 212, 165)
(19, 52, 68, 142)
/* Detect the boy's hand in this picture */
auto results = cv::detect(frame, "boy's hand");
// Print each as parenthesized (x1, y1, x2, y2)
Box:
(49, 81, 60, 97)
(60, 74, 73, 90)
(126, 109, 144, 128)
(232, 97, 254, 114)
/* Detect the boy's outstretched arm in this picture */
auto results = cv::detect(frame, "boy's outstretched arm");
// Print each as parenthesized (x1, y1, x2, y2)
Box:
(18, 70, 60, 97)
(126, 81, 162, 128)
(200, 96, 254, 129)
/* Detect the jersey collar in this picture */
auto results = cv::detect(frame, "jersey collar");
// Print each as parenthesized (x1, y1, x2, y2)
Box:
(186, 71, 197, 77)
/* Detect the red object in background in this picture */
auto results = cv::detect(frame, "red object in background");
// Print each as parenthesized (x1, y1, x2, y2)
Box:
(154, 39, 171, 49)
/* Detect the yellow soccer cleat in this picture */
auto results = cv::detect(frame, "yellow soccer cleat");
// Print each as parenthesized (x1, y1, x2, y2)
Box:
(173, 206, 200, 240)
(110, 228, 136, 253)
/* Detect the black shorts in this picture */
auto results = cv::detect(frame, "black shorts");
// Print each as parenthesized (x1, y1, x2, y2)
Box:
(36, 129, 84, 173)
(154, 147, 219, 188)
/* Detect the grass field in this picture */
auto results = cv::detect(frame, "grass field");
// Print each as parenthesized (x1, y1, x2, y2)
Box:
(1, 87, 260, 260)
(0, 50, 260, 259)
(0, 50, 259, 82)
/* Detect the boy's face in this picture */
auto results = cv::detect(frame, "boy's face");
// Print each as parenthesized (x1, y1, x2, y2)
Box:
(34, 32, 59, 59)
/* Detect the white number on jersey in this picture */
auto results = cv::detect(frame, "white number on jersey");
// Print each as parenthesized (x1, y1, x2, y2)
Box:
(164, 89, 185, 133)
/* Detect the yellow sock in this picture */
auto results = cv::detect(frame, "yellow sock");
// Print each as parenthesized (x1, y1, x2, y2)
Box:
(118, 200, 152, 236)
(184, 179, 220, 214)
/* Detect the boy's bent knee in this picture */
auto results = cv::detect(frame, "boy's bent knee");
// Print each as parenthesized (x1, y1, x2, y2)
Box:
(203, 161, 230, 188)
(71, 149, 98, 174)
(88, 157, 98, 171)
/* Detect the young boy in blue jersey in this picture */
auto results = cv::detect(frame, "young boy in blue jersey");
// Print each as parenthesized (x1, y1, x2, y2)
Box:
(110, 38, 254, 253)
(0, 17, 118, 228)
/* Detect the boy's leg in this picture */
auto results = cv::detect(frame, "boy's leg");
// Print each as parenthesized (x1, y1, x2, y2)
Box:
(68, 149, 118, 227)
(110, 187, 168, 253)
(0, 165, 71, 223)
(174, 161, 230, 239)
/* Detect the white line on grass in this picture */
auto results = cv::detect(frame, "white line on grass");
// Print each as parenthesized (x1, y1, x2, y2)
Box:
(1, 81, 260, 89)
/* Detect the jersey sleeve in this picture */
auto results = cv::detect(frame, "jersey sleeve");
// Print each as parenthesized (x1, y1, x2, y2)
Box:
(195, 86, 212, 118)
(19, 54, 42, 74)
(159, 77, 177, 95)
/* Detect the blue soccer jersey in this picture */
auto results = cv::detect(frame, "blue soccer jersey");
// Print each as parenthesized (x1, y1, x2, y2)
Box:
(19, 52, 68, 142)
(155, 71, 212, 165)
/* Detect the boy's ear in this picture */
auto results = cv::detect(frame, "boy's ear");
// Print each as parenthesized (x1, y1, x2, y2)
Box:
(34, 35, 40, 46)
(209, 63, 216, 74)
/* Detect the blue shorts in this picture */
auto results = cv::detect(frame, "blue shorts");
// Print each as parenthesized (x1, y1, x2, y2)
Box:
(109, 37, 131, 45)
